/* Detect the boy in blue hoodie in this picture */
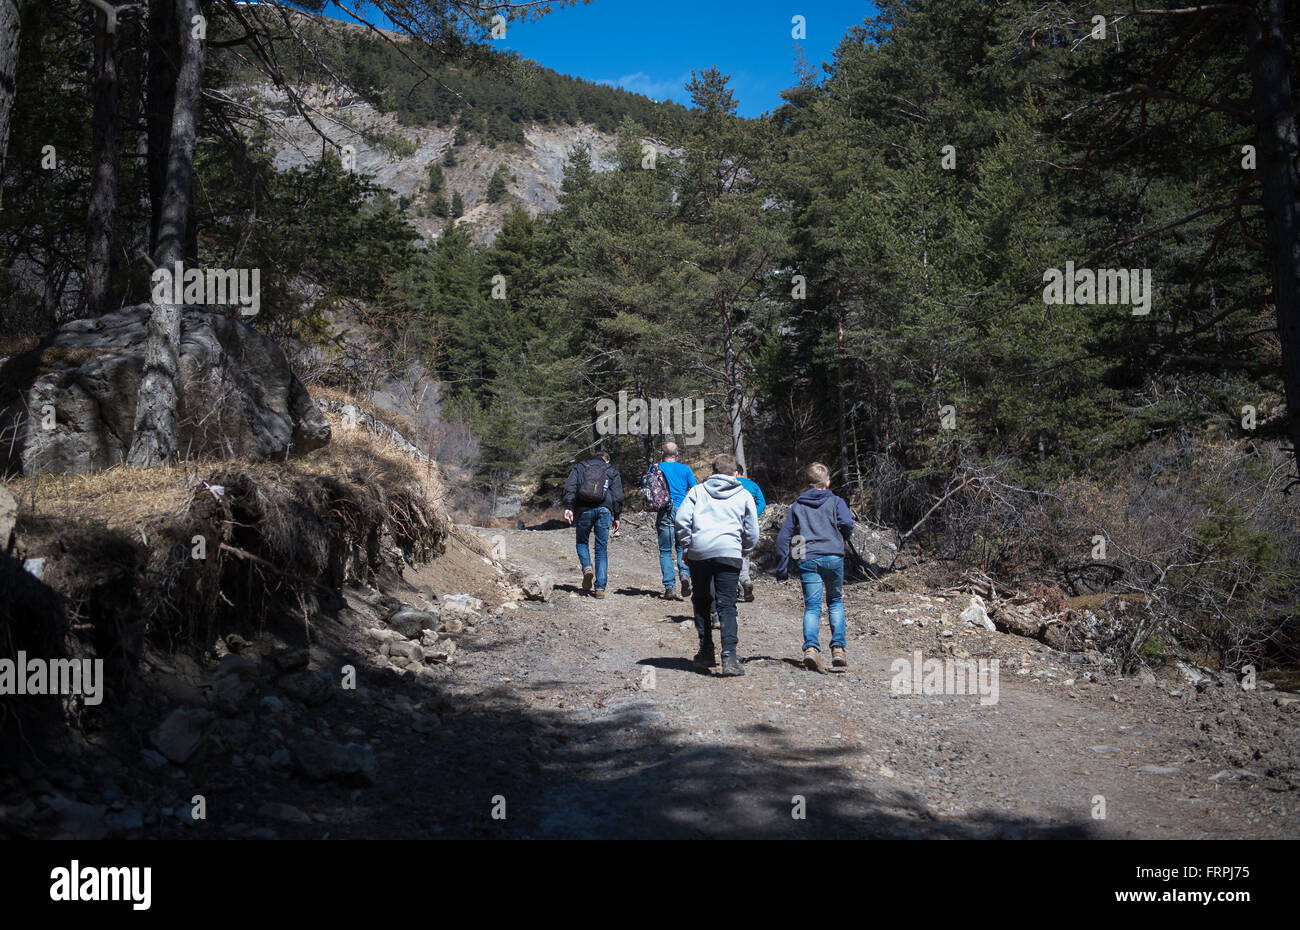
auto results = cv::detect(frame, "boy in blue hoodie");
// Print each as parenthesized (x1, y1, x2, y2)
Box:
(774, 462, 855, 672)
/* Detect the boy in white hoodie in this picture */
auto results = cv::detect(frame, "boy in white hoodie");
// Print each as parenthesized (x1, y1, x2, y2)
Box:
(674, 453, 759, 676)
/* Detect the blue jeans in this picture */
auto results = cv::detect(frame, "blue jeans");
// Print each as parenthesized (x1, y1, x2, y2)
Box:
(575, 507, 612, 590)
(656, 506, 690, 590)
(799, 555, 845, 651)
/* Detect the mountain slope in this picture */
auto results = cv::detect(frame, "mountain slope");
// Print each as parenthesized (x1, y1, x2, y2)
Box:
(244, 82, 675, 244)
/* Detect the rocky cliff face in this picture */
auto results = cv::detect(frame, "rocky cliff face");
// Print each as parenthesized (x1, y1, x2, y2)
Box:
(240, 83, 676, 244)
(0, 305, 331, 476)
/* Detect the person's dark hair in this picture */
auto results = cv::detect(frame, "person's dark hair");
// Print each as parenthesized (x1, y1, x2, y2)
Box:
(713, 453, 739, 475)
(599, 451, 610, 463)
(735, 463, 745, 476)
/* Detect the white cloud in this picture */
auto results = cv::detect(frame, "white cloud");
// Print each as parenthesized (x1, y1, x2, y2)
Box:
(595, 71, 690, 102)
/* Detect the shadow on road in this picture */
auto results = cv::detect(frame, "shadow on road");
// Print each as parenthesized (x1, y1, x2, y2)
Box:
(346, 678, 1099, 839)
(524, 519, 570, 531)
(613, 586, 665, 598)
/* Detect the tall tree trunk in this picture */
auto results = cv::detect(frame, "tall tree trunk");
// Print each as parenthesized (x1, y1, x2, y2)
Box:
(85, 1, 125, 317)
(0, 0, 21, 209)
(721, 301, 746, 470)
(634, 373, 652, 463)
(1248, 0, 1300, 481)
(127, 9, 150, 258)
(127, 0, 202, 469)
(146, 0, 177, 253)
(834, 297, 849, 494)
(872, 368, 882, 523)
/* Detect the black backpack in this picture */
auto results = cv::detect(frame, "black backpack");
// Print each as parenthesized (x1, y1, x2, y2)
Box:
(574, 461, 611, 506)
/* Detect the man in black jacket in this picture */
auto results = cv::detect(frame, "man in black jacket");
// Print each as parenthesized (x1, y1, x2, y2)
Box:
(562, 451, 623, 598)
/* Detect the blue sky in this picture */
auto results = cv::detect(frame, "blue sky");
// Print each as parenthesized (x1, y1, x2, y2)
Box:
(320, 2, 880, 118)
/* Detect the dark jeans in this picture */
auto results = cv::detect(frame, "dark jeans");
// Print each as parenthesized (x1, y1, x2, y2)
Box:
(688, 558, 739, 654)
(574, 507, 611, 590)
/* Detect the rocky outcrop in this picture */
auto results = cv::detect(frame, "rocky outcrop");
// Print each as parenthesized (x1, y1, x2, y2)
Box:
(243, 82, 678, 245)
(0, 305, 331, 476)
(318, 398, 424, 461)
(753, 502, 899, 570)
(0, 485, 15, 551)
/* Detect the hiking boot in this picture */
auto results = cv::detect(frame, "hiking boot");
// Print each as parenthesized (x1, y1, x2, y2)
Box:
(720, 652, 745, 676)
(831, 647, 847, 668)
(803, 648, 822, 672)
(593, 589, 606, 599)
(664, 586, 680, 601)
(680, 576, 692, 597)
(711, 612, 721, 630)
(693, 643, 717, 669)
(741, 581, 754, 602)
(582, 567, 594, 593)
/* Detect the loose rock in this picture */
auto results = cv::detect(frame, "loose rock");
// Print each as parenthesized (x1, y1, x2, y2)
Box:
(387, 606, 438, 638)
(151, 707, 214, 764)
(278, 669, 334, 707)
(523, 573, 554, 601)
(291, 739, 378, 785)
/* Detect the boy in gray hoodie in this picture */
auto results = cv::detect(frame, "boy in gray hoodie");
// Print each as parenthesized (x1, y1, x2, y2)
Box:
(774, 462, 855, 672)
(674, 453, 759, 676)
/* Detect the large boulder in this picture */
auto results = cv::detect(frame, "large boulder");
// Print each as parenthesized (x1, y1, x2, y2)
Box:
(0, 485, 15, 551)
(753, 502, 899, 570)
(848, 521, 899, 568)
(522, 573, 554, 601)
(0, 305, 331, 475)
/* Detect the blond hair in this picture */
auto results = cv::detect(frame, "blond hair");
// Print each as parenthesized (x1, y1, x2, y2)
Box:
(805, 462, 831, 488)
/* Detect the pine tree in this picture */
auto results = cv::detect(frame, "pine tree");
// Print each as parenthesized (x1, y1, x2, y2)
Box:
(672, 69, 786, 470)
(485, 163, 509, 203)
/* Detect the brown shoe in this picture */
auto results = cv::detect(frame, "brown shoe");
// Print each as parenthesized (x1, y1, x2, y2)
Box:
(582, 567, 594, 592)
(593, 589, 606, 599)
(803, 648, 822, 672)
(831, 647, 847, 668)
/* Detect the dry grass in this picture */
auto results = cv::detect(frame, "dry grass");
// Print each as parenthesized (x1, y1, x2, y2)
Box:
(4, 390, 446, 537)
(310, 384, 423, 448)
(5, 463, 194, 534)
(0, 333, 40, 359)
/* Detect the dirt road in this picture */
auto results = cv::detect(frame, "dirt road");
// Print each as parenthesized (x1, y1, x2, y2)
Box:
(25, 513, 1293, 841)
(346, 516, 1299, 839)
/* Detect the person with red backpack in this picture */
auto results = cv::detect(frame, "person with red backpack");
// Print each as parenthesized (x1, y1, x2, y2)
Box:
(643, 441, 696, 600)
(562, 451, 623, 598)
